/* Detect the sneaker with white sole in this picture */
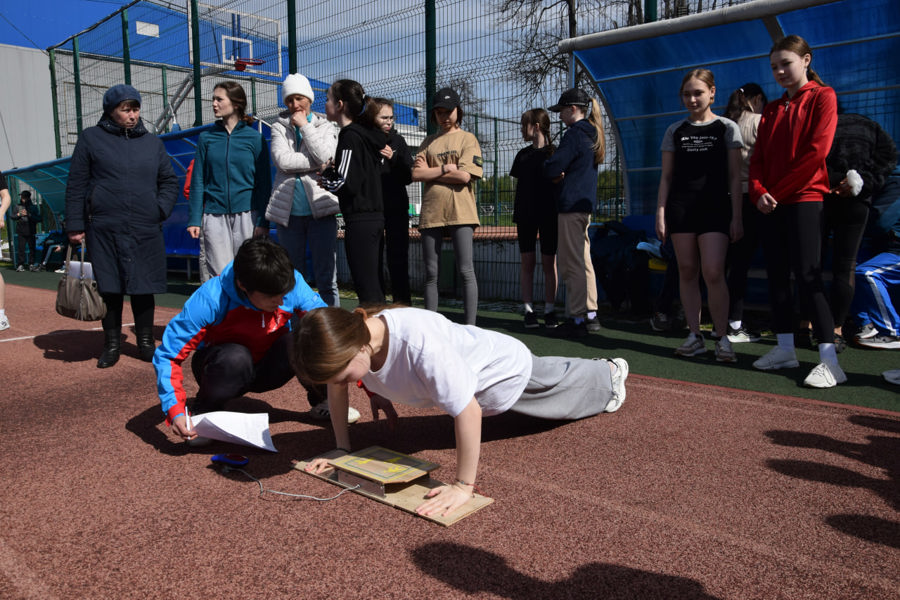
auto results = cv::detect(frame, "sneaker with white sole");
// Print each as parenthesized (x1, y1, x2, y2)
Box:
(0, 316, 9, 331)
(803, 362, 847, 388)
(309, 400, 361, 424)
(855, 323, 878, 341)
(857, 335, 900, 350)
(54, 267, 66, 274)
(523, 311, 540, 329)
(727, 325, 761, 343)
(605, 358, 629, 412)
(752, 346, 799, 370)
(675, 332, 705, 356)
(715, 338, 737, 363)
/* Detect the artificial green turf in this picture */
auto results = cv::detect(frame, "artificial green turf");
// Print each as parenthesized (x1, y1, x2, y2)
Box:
(7, 264, 897, 412)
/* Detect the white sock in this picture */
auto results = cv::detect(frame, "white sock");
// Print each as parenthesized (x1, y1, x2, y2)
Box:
(818, 343, 838, 366)
(776, 333, 795, 351)
(730, 320, 742, 330)
(523, 302, 534, 314)
(0, 309, 5, 318)
(587, 311, 597, 320)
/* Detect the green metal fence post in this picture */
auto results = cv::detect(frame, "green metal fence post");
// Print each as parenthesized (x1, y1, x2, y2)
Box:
(121, 9, 131, 85)
(645, 0, 657, 22)
(73, 36, 83, 135)
(49, 49, 62, 159)
(250, 78, 257, 118)
(493, 116, 499, 226)
(287, 0, 297, 75)
(425, 0, 436, 135)
(161, 65, 169, 133)
(190, 0, 203, 126)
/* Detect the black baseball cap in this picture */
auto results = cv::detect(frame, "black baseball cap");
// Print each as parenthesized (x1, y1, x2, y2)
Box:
(432, 87, 460, 110)
(549, 88, 591, 112)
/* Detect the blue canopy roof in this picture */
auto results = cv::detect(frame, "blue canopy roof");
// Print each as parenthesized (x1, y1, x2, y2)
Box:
(563, 0, 900, 215)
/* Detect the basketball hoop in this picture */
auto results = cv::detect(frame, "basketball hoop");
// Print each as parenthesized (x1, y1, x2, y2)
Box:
(233, 58, 264, 72)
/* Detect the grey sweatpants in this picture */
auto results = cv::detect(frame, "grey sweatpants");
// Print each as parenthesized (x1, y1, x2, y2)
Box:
(202, 211, 254, 279)
(509, 355, 614, 420)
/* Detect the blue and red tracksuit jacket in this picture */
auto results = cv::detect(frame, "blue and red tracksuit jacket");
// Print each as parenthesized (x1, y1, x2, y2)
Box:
(153, 261, 326, 424)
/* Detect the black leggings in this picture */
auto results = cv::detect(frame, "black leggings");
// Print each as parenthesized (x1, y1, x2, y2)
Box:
(726, 196, 762, 322)
(344, 215, 386, 306)
(823, 195, 869, 328)
(101, 293, 155, 333)
(759, 201, 834, 343)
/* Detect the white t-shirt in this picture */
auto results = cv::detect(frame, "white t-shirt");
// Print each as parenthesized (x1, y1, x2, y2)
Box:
(361, 308, 533, 417)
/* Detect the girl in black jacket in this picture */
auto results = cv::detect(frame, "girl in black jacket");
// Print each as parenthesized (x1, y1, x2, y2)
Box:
(322, 79, 386, 305)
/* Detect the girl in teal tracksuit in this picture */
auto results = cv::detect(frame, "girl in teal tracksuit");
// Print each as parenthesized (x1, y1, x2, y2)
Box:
(188, 81, 271, 280)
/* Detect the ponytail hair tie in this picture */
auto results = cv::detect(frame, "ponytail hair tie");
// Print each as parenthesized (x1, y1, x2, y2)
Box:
(358, 95, 368, 116)
(739, 87, 745, 94)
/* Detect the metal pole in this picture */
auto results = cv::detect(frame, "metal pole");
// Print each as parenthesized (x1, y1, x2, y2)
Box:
(425, 0, 436, 135)
(190, 0, 203, 126)
(121, 9, 132, 85)
(161, 66, 169, 133)
(49, 49, 62, 159)
(73, 37, 83, 135)
(287, 0, 297, 75)
(645, 0, 658, 22)
(493, 116, 499, 226)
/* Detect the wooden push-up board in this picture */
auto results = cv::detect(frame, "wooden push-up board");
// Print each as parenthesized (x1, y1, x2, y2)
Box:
(293, 446, 493, 526)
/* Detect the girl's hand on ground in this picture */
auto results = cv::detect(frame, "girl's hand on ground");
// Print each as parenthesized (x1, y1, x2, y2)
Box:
(416, 482, 474, 517)
(304, 457, 335, 475)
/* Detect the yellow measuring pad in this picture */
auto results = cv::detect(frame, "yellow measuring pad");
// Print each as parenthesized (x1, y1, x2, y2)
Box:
(294, 446, 493, 526)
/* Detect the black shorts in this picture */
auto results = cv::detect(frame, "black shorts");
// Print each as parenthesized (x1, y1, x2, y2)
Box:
(665, 194, 731, 236)
(517, 217, 558, 255)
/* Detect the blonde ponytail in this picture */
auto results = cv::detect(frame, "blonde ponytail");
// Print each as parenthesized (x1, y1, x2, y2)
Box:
(587, 98, 605, 166)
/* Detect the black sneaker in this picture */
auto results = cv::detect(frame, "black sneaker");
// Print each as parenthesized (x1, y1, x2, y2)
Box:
(524, 311, 540, 329)
(549, 319, 588, 338)
(543, 312, 559, 329)
(650, 312, 671, 332)
(586, 317, 601, 332)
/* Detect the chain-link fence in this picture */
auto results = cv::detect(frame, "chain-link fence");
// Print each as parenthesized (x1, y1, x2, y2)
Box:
(46, 0, 754, 300)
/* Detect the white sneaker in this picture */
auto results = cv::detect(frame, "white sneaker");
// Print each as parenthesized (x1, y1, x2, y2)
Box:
(715, 338, 737, 363)
(605, 358, 629, 413)
(0, 316, 8, 331)
(675, 332, 705, 356)
(54, 267, 66, 274)
(804, 362, 847, 388)
(309, 400, 361, 424)
(753, 346, 799, 370)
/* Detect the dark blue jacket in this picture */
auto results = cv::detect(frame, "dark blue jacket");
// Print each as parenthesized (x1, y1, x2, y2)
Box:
(65, 116, 179, 294)
(543, 120, 598, 214)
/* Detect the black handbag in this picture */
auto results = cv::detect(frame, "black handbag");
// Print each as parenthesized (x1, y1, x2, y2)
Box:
(55, 241, 107, 321)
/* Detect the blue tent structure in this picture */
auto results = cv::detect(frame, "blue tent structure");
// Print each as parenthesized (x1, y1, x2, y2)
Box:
(562, 0, 900, 216)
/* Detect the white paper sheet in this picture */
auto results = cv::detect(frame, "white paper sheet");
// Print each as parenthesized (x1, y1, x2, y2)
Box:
(190, 411, 277, 452)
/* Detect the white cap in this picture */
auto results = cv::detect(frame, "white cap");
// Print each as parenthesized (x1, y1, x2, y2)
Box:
(282, 73, 314, 104)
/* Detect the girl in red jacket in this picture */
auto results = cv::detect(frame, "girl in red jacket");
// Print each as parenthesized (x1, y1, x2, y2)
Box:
(748, 35, 843, 388)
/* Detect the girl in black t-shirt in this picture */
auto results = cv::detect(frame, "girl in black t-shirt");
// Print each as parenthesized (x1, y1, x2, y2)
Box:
(510, 108, 559, 329)
(656, 69, 744, 362)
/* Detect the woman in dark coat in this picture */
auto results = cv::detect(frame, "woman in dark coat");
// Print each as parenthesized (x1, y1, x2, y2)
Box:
(66, 84, 179, 368)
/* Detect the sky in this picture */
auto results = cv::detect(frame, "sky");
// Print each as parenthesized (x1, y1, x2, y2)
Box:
(0, 0, 134, 51)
